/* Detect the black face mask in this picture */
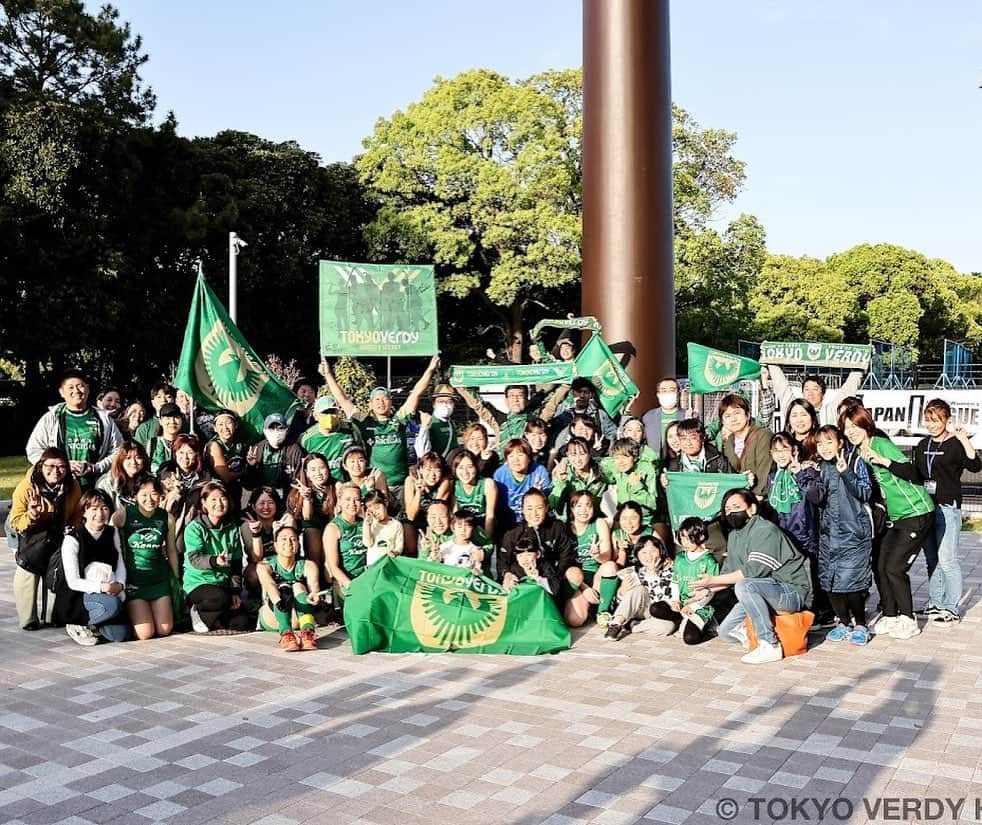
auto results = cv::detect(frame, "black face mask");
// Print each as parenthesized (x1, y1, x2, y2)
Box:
(724, 511, 750, 531)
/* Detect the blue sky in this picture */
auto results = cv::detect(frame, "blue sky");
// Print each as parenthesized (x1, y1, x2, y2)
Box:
(112, 0, 982, 274)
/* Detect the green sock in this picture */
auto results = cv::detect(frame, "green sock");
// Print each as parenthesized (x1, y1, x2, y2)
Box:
(295, 592, 315, 630)
(598, 576, 619, 614)
(271, 598, 292, 633)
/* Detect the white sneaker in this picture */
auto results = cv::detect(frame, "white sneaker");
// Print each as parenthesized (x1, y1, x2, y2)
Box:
(728, 625, 750, 650)
(66, 624, 98, 646)
(873, 615, 898, 635)
(189, 606, 210, 634)
(741, 640, 783, 664)
(888, 615, 920, 640)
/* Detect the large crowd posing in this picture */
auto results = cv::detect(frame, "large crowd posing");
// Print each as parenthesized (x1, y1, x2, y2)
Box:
(6, 344, 977, 664)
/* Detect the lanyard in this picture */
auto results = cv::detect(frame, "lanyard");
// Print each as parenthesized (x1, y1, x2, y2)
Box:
(925, 438, 945, 479)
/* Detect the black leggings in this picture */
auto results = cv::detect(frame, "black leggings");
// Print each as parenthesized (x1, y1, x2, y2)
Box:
(828, 591, 867, 627)
(187, 584, 254, 631)
(649, 601, 712, 645)
(878, 513, 933, 618)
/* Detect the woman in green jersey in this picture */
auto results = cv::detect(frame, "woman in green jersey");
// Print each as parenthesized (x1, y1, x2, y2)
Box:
(450, 449, 497, 541)
(96, 440, 151, 511)
(114, 477, 178, 640)
(325, 482, 367, 600)
(286, 452, 335, 573)
(566, 490, 616, 627)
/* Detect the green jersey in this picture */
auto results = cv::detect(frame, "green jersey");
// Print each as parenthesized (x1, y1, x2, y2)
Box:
(428, 418, 455, 458)
(331, 515, 367, 579)
(574, 521, 601, 574)
(497, 414, 528, 455)
(148, 436, 175, 474)
(354, 412, 410, 484)
(869, 436, 934, 520)
(301, 427, 355, 475)
(182, 518, 242, 594)
(122, 506, 170, 590)
(671, 549, 718, 622)
(64, 409, 100, 465)
(267, 557, 308, 585)
(453, 479, 487, 521)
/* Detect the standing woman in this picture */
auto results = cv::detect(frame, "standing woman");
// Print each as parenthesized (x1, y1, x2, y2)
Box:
(114, 478, 179, 640)
(205, 409, 248, 504)
(784, 399, 820, 462)
(286, 453, 335, 572)
(8, 448, 82, 630)
(325, 482, 368, 602)
(876, 399, 979, 624)
(719, 394, 773, 498)
(183, 481, 256, 633)
(56, 489, 130, 645)
(96, 440, 151, 511)
(450, 449, 498, 542)
(119, 401, 148, 440)
(840, 404, 934, 639)
(158, 435, 211, 539)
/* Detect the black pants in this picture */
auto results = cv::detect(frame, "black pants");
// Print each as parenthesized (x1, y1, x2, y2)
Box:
(649, 601, 712, 645)
(878, 513, 933, 619)
(187, 585, 254, 631)
(828, 591, 867, 627)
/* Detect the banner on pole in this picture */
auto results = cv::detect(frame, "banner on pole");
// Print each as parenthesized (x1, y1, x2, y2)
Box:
(687, 343, 761, 394)
(760, 341, 872, 369)
(345, 556, 571, 655)
(664, 471, 750, 530)
(319, 261, 438, 356)
(449, 362, 577, 388)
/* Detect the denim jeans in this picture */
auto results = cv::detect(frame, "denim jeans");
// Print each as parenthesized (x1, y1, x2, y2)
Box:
(82, 593, 129, 642)
(923, 505, 963, 613)
(718, 578, 805, 646)
(3, 512, 19, 550)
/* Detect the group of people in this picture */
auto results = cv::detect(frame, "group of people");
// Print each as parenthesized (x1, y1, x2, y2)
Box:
(6, 352, 976, 663)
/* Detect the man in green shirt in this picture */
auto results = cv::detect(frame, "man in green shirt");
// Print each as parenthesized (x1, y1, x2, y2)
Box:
(299, 396, 357, 476)
(134, 382, 187, 448)
(457, 383, 565, 458)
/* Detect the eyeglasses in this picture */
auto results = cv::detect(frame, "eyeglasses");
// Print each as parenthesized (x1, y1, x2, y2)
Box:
(42, 463, 68, 472)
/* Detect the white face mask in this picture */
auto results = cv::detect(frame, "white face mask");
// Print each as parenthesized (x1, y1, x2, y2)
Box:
(265, 427, 288, 448)
(657, 392, 678, 410)
(433, 402, 455, 420)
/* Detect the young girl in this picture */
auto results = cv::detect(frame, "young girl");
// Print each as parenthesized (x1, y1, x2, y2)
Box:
(450, 449, 498, 541)
(549, 437, 608, 521)
(56, 489, 129, 645)
(341, 445, 390, 502)
(618, 417, 660, 468)
(257, 523, 320, 652)
(601, 439, 660, 525)
(436, 511, 485, 575)
(815, 425, 874, 644)
(604, 535, 674, 642)
(657, 517, 718, 645)
(566, 491, 617, 626)
(114, 478, 179, 641)
(363, 489, 403, 566)
(286, 453, 335, 572)
(611, 501, 645, 568)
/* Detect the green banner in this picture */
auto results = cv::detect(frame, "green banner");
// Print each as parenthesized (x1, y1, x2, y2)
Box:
(574, 334, 639, 418)
(664, 471, 750, 530)
(175, 274, 298, 441)
(319, 261, 438, 356)
(529, 316, 603, 343)
(345, 556, 571, 655)
(687, 343, 760, 394)
(760, 341, 872, 369)
(449, 362, 577, 387)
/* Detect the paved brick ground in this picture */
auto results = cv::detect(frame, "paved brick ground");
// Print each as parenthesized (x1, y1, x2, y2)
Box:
(2, 535, 982, 825)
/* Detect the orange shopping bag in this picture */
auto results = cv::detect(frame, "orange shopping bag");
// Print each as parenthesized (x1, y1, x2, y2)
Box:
(744, 611, 814, 657)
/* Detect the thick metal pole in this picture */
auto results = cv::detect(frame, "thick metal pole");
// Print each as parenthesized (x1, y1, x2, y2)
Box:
(228, 232, 238, 324)
(582, 0, 675, 411)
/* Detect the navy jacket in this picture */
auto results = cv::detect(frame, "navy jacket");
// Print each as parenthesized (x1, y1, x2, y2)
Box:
(765, 465, 824, 554)
(817, 458, 873, 593)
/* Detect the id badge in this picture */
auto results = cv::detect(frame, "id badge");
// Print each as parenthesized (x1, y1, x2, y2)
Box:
(924, 480, 937, 496)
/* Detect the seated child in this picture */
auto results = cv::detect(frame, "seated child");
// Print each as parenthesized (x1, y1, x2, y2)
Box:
(419, 499, 453, 561)
(649, 517, 718, 645)
(436, 511, 485, 576)
(363, 489, 404, 566)
(605, 535, 674, 641)
(501, 538, 561, 597)
(256, 522, 321, 652)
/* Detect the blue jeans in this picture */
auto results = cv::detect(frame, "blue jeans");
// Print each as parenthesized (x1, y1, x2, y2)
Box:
(923, 505, 963, 613)
(718, 578, 805, 646)
(4, 512, 19, 550)
(83, 593, 129, 642)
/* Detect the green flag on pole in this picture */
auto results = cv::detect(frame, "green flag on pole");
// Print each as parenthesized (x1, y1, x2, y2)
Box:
(345, 556, 571, 655)
(664, 471, 750, 530)
(175, 273, 298, 441)
(687, 342, 760, 394)
(574, 334, 639, 417)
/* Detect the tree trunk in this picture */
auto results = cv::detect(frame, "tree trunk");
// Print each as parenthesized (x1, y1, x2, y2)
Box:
(506, 300, 525, 363)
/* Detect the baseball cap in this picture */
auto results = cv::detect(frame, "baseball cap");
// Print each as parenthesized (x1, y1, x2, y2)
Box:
(370, 387, 391, 400)
(264, 412, 288, 429)
(313, 395, 339, 414)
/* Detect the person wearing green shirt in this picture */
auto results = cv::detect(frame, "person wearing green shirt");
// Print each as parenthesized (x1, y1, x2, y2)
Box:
(457, 383, 565, 458)
(325, 483, 368, 603)
(256, 523, 321, 653)
(134, 382, 180, 448)
(549, 437, 609, 521)
(321, 355, 440, 493)
(600, 438, 662, 530)
(299, 396, 357, 476)
(842, 404, 934, 641)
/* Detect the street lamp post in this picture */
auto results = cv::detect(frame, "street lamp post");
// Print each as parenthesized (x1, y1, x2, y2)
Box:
(228, 232, 247, 324)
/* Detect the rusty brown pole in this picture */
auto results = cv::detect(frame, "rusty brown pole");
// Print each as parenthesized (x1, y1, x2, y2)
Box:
(582, 0, 675, 411)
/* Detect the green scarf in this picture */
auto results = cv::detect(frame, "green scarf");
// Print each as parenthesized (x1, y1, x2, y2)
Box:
(769, 467, 802, 514)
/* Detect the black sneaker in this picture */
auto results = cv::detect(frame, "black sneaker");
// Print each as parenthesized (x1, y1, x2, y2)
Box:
(933, 609, 960, 624)
(916, 605, 941, 616)
(614, 622, 634, 641)
(813, 611, 838, 630)
(604, 623, 623, 640)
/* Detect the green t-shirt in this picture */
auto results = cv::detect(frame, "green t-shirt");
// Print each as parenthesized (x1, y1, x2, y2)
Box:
(355, 412, 410, 484)
(148, 436, 174, 474)
(331, 515, 367, 579)
(870, 436, 935, 520)
(122, 506, 170, 589)
(671, 549, 718, 622)
(453, 479, 486, 520)
(182, 519, 242, 594)
(300, 427, 355, 475)
(660, 409, 679, 438)
(64, 409, 100, 465)
(428, 418, 455, 457)
(267, 557, 308, 585)
(574, 521, 600, 574)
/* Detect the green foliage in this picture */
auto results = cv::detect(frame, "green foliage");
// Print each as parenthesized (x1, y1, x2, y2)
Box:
(0, 455, 31, 499)
(330, 357, 377, 413)
(0, 358, 25, 382)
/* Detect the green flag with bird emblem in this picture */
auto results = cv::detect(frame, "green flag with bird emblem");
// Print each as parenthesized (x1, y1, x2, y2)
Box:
(345, 556, 571, 655)
(574, 334, 639, 417)
(687, 343, 760, 394)
(664, 471, 750, 530)
(175, 273, 298, 441)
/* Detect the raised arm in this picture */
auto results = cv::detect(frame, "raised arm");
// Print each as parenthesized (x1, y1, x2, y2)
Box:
(401, 355, 441, 415)
(319, 357, 358, 419)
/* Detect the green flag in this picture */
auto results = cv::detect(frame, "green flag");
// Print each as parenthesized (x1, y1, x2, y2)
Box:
(175, 274, 298, 441)
(574, 334, 639, 417)
(664, 471, 750, 530)
(345, 556, 571, 655)
(687, 342, 760, 394)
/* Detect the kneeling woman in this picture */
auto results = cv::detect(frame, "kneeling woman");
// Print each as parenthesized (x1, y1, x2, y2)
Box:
(56, 489, 130, 645)
(257, 522, 321, 652)
(325, 482, 368, 603)
(183, 481, 256, 633)
(114, 478, 179, 640)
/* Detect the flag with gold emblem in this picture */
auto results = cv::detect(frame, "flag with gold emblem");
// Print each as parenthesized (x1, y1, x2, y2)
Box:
(687, 343, 760, 394)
